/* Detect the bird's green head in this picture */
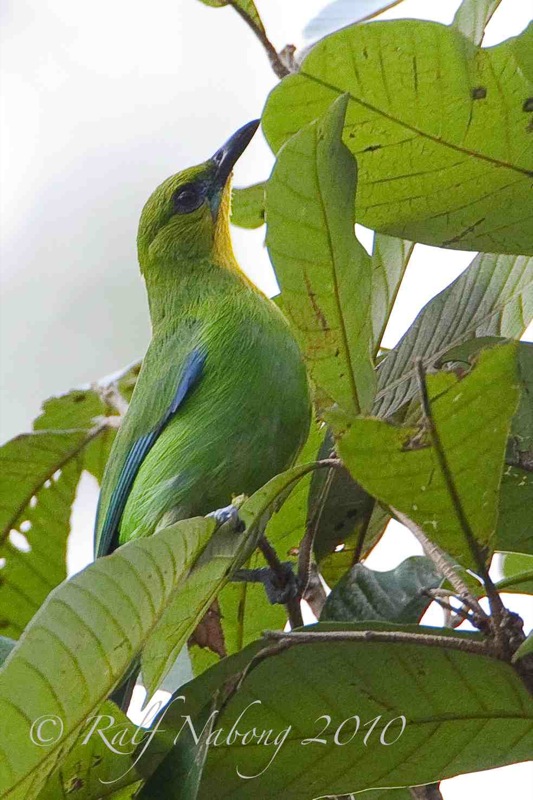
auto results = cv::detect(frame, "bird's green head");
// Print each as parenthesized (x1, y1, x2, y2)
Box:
(137, 120, 259, 272)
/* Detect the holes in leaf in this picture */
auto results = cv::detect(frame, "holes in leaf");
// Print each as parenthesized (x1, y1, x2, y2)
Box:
(9, 530, 31, 553)
(29, 495, 38, 509)
(0, 558, 5, 569)
(19, 520, 32, 533)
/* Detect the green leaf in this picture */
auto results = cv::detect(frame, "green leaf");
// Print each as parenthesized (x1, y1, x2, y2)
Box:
(231, 183, 265, 229)
(452, 0, 503, 46)
(0, 516, 214, 800)
(512, 22, 533, 82)
(333, 343, 520, 567)
(319, 503, 391, 587)
(194, 624, 533, 798)
(36, 701, 142, 800)
(139, 698, 217, 800)
(513, 631, 533, 662)
(509, 341, 533, 462)
(439, 335, 507, 365)
(263, 20, 533, 253)
(266, 95, 375, 417)
(374, 253, 532, 418)
(307, 427, 377, 575)
(142, 461, 327, 694)
(496, 466, 533, 555)
(0, 388, 118, 637)
(371, 234, 415, 355)
(322, 556, 441, 623)
(498, 569, 533, 594)
(502, 552, 533, 575)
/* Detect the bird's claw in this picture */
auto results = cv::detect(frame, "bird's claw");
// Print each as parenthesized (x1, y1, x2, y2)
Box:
(208, 504, 245, 533)
(232, 562, 299, 605)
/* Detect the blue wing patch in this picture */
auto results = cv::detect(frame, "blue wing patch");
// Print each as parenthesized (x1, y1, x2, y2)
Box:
(95, 348, 206, 558)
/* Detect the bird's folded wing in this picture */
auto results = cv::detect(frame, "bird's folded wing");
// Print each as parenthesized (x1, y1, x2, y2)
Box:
(95, 348, 206, 558)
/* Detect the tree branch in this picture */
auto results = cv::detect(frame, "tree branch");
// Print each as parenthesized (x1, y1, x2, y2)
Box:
(229, 2, 291, 78)
(391, 506, 488, 622)
(263, 628, 490, 657)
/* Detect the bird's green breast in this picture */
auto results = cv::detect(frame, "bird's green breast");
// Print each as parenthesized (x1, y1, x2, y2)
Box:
(96, 264, 311, 547)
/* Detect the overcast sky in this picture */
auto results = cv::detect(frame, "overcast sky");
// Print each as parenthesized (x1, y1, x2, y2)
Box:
(1, 1, 532, 796)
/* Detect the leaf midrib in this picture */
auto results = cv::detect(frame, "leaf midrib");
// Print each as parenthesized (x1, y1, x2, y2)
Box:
(297, 71, 532, 178)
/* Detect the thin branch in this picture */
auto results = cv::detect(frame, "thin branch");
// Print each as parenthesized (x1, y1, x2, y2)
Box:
(263, 628, 490, 658)
(229, 3, 291, 79)
(423, 591, 478, 629)
(392, 507, 487, 620)
(414, 359, 507, 631)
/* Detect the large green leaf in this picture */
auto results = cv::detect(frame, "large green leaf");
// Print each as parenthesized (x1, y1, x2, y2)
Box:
(139, 698, 216, 800)
(141, 460, 327, 694)
(321, 556, 441, 623)
(0, 517, 214, 800)
(193, 625, 533, 798)
(0, 388, 118, 637)
(333, 343, 520, 566)
(36, 701, 141, 800)
(495, 553, 533, 594)
(452, 0, 503, 46)
(263, 20, 533, 253)
(266, 95, 375, 417)
(374, 253, 532, 418)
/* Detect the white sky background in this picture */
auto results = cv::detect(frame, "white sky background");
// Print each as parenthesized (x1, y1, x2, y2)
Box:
(1, 0, 532, 797)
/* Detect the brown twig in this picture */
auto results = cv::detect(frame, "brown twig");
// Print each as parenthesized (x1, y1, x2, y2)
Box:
(391, 507, 487, 621)
(263, 628, 490, 657)
(229, 3, 291, 79)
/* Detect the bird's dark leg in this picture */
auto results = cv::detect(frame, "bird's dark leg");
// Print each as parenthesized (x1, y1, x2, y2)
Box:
(232, 561, 299, 605)
(209, 507, 300, 611)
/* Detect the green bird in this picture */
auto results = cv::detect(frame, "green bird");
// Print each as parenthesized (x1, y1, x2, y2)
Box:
(94, 121, 310, 573)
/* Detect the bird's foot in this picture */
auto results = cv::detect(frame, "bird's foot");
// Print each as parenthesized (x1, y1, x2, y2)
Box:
(208, 504, 245, 533)
(232, 562, 299, 605)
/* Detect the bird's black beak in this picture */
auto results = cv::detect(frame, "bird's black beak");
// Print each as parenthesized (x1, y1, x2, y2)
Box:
(211, 119, 260, 190)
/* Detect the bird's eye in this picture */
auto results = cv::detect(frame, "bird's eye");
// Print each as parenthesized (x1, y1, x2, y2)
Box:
(173, 183, 204, 214)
